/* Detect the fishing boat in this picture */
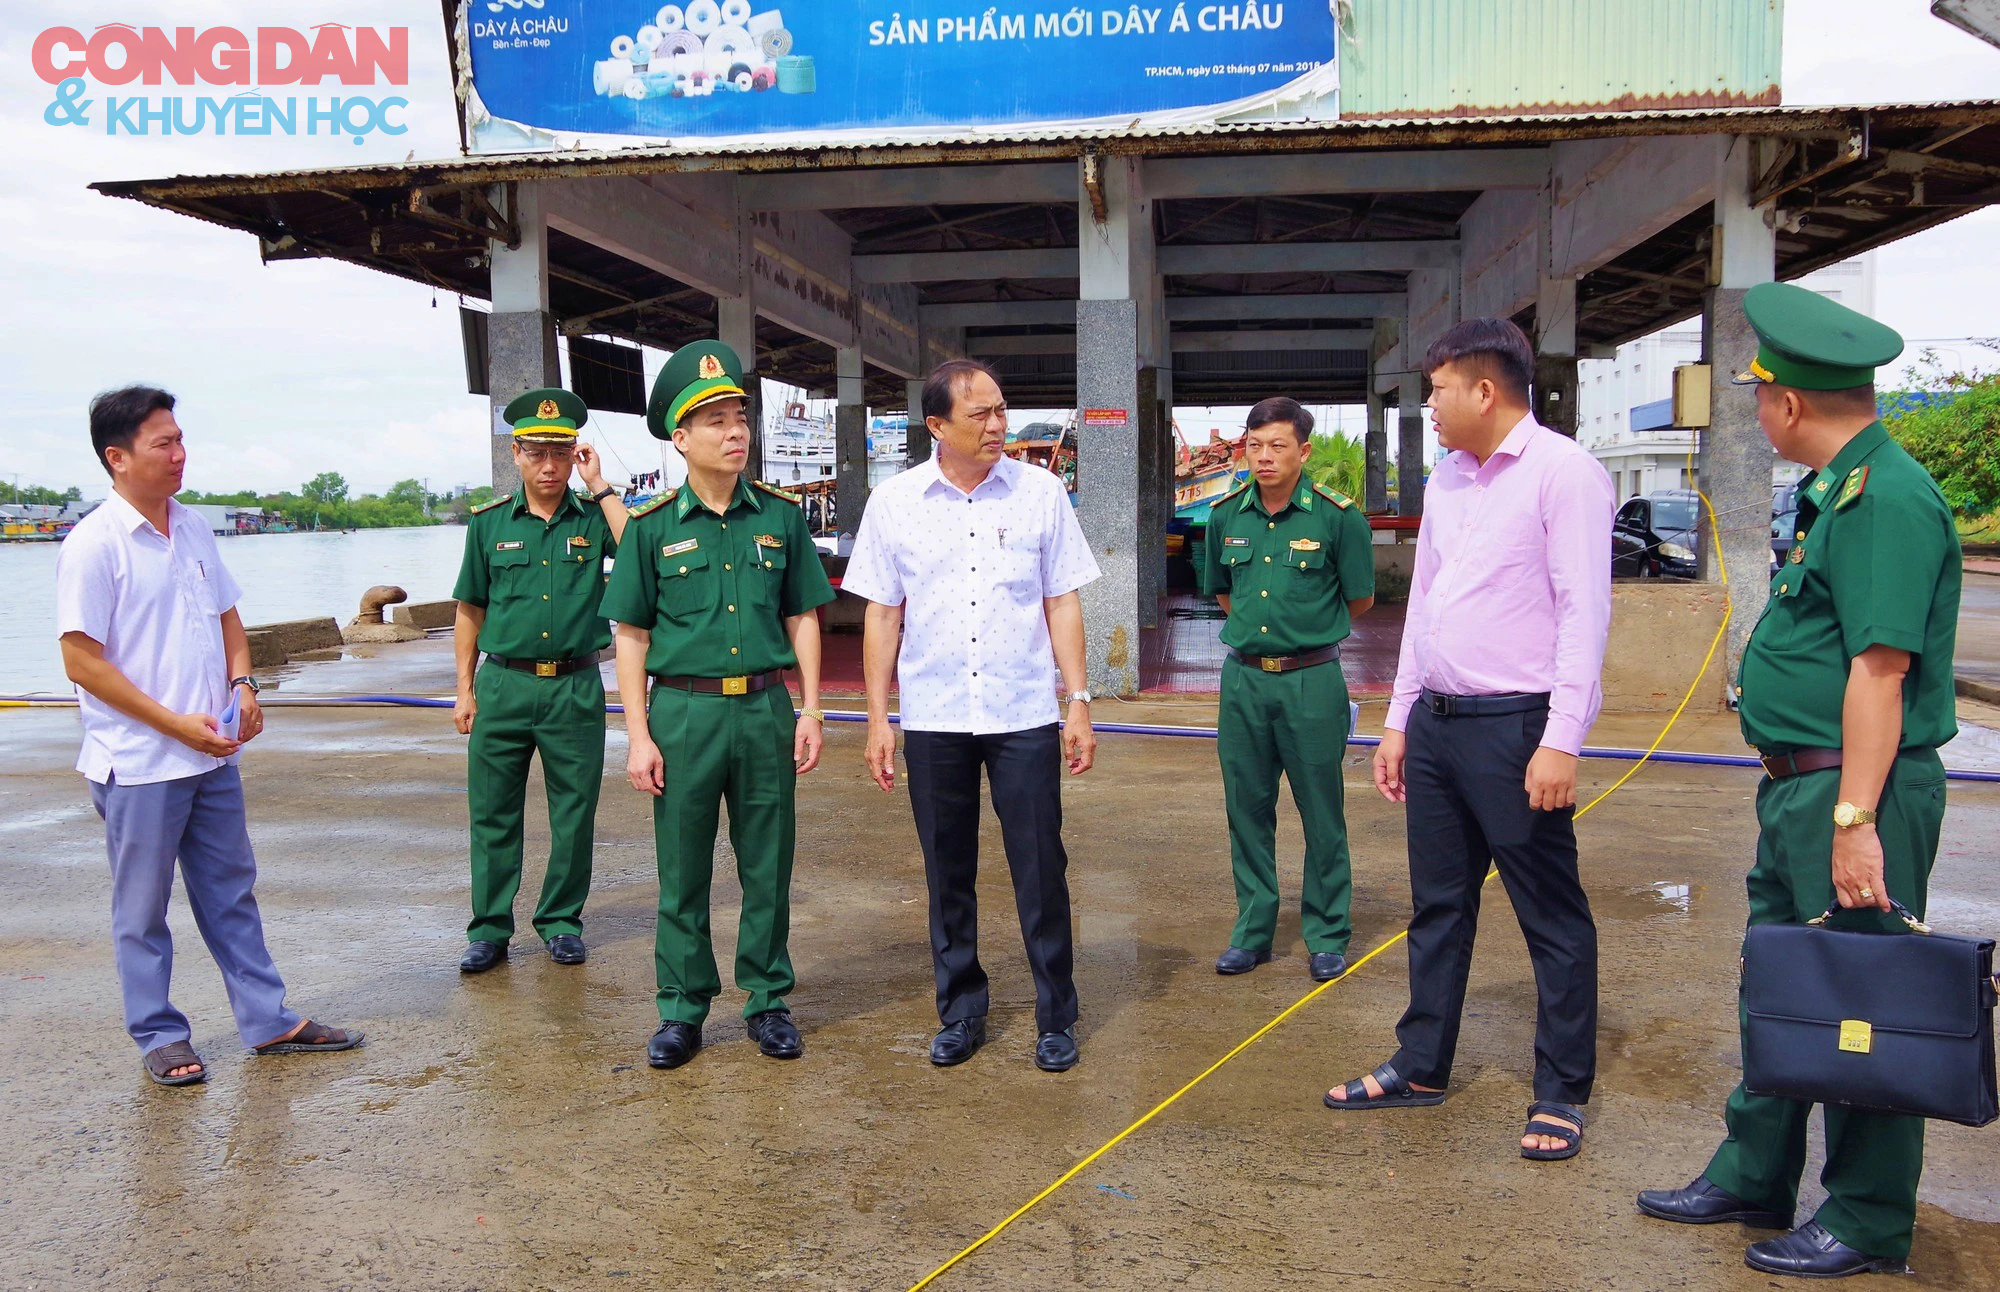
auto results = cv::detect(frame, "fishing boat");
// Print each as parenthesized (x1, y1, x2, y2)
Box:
(1173, 431, 1250, 523)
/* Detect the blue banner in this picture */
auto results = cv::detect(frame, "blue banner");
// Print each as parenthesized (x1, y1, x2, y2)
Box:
(463, 1, 1334, 142)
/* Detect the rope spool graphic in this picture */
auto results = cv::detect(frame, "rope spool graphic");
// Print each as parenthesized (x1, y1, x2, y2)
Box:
(704, 25, 756, 75)
(658, 30, 702, 59)
(758, 27, 793, 58)
(608, 34, 636, 59)
(655, 4, 685, 31)
(684, 0, 722, 37)
(720, 0, 753, 26)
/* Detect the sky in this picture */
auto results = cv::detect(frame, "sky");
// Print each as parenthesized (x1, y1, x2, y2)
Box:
(4, 0, 1997, 499)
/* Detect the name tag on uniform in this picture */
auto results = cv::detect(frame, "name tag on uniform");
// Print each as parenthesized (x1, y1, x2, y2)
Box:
(662, 538, 699, 558)
(753, 534, 783, 548)
(1289, 538, 1322, 552)
(1223, 536, 1250, 547)
(494, 540, 525, 551)
(568, 536, 593, 549)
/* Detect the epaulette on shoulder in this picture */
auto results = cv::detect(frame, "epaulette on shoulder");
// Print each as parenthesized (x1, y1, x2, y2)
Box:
(753, 480, 802, 504)
(1218, 480, 1251, 505)
(629, 489, 676, 518)
(1833, 465, 1870, 511)
(1313, 483, 1354, 509)
(469, 493, 512, 515)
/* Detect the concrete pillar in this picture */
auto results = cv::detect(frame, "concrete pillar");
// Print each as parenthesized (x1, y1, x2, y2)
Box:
(1395, 373, 1425, 518)
(1134, 366, 1165, 628)
(1701, 137, 1778, 683)
(834, 346, 868, 538)
(905, 377, 931, 465)
(1534, 273, 1581, 439)
(487, 183, 558, 491)
(1075, 155, 1156, 694)
(718, 295, 760, 481)
(1364, 368, 1389, 511)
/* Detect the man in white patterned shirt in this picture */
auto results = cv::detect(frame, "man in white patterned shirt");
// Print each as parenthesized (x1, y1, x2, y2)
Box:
(844, 360, 1100, 1073)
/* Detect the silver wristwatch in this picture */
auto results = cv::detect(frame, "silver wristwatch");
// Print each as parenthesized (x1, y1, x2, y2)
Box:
(1065, 690, 1093, 706)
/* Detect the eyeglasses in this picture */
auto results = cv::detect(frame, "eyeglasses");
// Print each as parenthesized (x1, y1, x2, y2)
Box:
(517, 447, 576, 464)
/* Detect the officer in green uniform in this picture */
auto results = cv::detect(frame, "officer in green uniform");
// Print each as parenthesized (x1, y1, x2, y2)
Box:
(1638, 283, 1959, 1278)
(1199, 397, 1376, 982)
(600, 341, 837, 1070)
(452, 388, 628, 973)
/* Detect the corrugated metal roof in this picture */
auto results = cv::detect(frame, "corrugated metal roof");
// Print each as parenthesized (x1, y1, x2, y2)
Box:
(94, 99, 2000, 197)
(1338, 0, 1783, 119)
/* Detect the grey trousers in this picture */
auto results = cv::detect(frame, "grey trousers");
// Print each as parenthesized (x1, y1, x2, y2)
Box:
(89, 765, 299, 1053)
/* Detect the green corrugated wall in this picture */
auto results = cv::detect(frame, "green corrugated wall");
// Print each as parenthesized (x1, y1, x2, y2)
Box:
(1337, 0, 1784, 119)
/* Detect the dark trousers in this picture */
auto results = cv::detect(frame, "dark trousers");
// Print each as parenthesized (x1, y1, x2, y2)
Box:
(904, 725, 1078, 1034)
(1390, 700, 1598, 1104)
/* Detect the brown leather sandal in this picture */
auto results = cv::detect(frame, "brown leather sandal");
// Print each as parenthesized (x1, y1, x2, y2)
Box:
(253, 1019, 363, 1055)
(143, 1040, 207, 1086)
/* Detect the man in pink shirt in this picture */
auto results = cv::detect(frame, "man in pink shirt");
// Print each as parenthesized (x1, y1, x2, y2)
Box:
(1323, 319, 1614, 1163)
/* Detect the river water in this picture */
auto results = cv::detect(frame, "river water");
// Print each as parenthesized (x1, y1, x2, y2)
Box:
(1, 526, 469, 694)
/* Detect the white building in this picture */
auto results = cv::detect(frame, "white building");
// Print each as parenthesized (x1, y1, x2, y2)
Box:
(1580, 255, 1877, 501)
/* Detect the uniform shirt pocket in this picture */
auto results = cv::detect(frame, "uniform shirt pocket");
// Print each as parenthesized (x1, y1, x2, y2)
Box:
(489, 546, 533, 590)
(658, 545, 713, 619)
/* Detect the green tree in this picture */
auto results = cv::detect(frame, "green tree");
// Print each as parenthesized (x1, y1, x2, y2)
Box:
(384, 478, 428, 508)
(1, 482, 82, 506)
(1304, 431, 1366, 500)
(1884, 346, 2000, 518)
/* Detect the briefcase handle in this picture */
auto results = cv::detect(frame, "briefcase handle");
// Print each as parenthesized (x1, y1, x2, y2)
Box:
(1806, 895, 1932, 935)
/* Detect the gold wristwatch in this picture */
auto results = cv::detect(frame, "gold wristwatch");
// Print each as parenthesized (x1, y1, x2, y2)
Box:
(802, 708, 825, 724)
(1832, 802, 1878, 829)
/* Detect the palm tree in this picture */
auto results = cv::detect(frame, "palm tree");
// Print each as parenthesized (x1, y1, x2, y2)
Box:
(1304, 431, 1366, 500)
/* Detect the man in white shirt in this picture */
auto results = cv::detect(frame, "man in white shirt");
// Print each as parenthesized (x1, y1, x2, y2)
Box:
(56, 387, 360, 1088)
(844, 360, 1100, 1072)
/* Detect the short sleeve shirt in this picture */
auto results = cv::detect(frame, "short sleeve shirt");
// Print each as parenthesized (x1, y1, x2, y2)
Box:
(1737, 422, 1960, 752)
(599, 479, 835, 677)
(54, 494, 243, 785)
(1199, 477, 1377, 654)
(841, 455, 1100, 733)
(452, 490, 617, 660)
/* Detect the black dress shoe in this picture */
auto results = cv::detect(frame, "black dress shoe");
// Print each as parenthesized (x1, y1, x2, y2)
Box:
(1035, 1026, 1079, 1072)
(746, 1009, 803, 1059)
(459, 940, 506, 973)
(1309, 951, 1348, 982)
(1745, 1221, 1908, 1278)
(1215, 946, 1273, 975)
(647, 1021, 702, 1069)
(1636, 1176, 1792, 1229)
(930, 1018, 987, 1067)
(546, 934, 586, 965)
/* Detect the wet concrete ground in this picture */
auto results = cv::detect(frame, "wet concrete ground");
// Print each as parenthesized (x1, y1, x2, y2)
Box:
(3, 655, 1998, 1290)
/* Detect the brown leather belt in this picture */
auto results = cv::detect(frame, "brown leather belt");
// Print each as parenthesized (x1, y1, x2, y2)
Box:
(1760, 748, 1843, 780)
(1227, 644, 1341, 674)
(488, 651, 598, 678)
(650, 669, 785, 697)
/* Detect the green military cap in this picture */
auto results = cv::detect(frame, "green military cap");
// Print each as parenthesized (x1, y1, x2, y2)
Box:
(1731, 281, 1904, 391)
(646, 340, 747, 440)
(504, 387, 588, 442)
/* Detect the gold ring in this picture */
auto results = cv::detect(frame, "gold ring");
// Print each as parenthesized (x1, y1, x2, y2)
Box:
(1859, 888, 1875, 899)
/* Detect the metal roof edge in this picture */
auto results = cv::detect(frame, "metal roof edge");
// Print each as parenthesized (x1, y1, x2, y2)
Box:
(90, 100, 2000, 203)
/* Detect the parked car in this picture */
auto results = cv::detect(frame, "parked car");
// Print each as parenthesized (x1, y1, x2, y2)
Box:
(1612, 489, 1700, 578)
(1772, 481, 1801, 567)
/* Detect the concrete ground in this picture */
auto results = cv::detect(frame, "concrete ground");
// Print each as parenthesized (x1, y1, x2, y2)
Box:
(3, 651, 1998, 1290)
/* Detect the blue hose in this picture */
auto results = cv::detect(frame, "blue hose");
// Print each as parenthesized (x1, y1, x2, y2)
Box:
(12, 693, 2000, 783)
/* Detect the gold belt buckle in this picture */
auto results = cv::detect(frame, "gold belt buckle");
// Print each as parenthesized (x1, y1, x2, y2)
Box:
(534, 661, 557, 678)
(721, 675, 749, 695)
(1260, 656, 1283, 673)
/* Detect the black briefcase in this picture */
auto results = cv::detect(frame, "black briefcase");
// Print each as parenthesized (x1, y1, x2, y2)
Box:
(1742, 900, 1998, 1127)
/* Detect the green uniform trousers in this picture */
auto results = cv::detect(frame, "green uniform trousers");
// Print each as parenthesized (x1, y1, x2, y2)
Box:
(1216, 655, 1353, 955)
(647, 683, 797, 1025)
(1704, 748, 1947, 1261)
(465, 662, 605, 945)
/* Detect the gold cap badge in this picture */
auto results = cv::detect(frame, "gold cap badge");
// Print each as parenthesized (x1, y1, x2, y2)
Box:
(698, 354, 723, 379)
(537, 398, 559, 419)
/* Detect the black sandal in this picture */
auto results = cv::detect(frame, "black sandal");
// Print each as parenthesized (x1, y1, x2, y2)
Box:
(253, 1019, 363, 1055)
(1520, 1100, 1585, 1160)
(1323, 1061, 1447, 1110)
(143, 1040, 207, 1087)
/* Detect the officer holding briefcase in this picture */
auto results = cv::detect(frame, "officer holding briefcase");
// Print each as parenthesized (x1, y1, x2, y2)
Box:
(1635, 284, 1961, 1279)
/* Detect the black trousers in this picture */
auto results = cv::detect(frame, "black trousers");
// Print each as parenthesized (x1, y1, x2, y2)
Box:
(904, 724, 1078, 1034)
(1390, 700, 1598, 1104)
